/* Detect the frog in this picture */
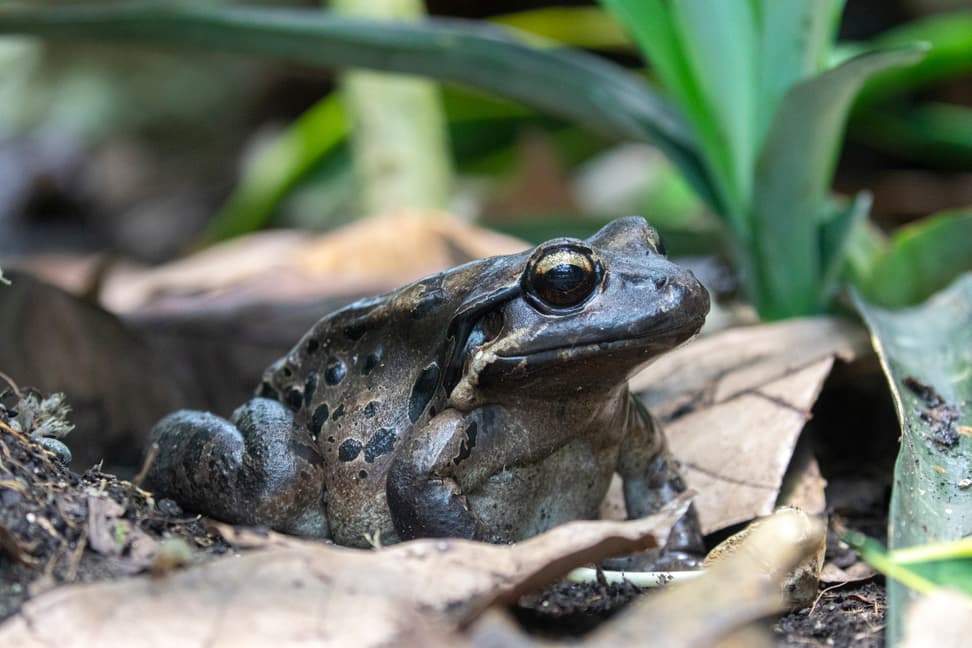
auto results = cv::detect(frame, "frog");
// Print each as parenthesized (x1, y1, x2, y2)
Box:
(145, 216, 709, 566)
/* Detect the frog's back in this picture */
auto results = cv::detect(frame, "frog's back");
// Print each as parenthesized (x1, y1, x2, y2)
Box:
(256, 268, 480, 545)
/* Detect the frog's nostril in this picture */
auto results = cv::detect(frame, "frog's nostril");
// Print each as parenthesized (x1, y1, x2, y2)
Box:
(650, 274, 669, 290)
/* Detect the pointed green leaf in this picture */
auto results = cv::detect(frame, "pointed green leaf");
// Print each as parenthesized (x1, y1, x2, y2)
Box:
(856, 11, 972, 109)
(0, 2, 718, 207)
(751, 45, 926, 318)
(860, 210, 972, 308)
(853, 275, 972, 644)
(819, 190, 872, 298)
(491, 7, 631, 50)
(753, 0, 845, 143)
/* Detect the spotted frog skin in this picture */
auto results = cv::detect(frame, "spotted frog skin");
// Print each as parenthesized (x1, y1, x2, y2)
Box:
(146, 217, 709, 563)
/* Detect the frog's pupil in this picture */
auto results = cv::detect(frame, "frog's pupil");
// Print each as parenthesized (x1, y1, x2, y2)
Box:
(529, 247, 599, 309)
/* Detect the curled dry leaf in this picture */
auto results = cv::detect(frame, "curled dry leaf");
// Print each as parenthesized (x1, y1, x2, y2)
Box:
(96, 211, 529, 313)
(0, 497, 690, 648)
(629, 317, 869, 534)
(581, 508, 826, 648)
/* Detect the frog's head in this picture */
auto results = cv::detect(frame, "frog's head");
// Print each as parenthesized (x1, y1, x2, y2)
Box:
(446, 216, 709, 405)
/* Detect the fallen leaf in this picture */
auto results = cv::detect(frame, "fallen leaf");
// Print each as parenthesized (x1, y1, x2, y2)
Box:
(0, 270, 189, 468)
(98, 211, 529, 313)
(0, 497, 689, 648)
(630, 317, 869, 534)
(899, 589, 972, 648)
(579, 507, 826, 647)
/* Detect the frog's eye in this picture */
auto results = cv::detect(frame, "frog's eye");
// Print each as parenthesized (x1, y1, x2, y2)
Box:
(524, 244, 602, 310)
(646, 226, 666, 256)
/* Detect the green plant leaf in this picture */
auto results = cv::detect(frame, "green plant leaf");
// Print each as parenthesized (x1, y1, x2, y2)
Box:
(853, 275, 972, 644)
(819, 190, 872, 299)
(0, 2, 718, 208)
(750, 45, 926, 319)
(752, 0, 845, 143)
(598, 0, 748, 234)
(205, 93, 348, 242)
(856, 11, 972, 109)
(491, 6, 631, 50)
(844, 531, 972, 598)
(852, 103, 972, 168)
(859, 210, 972, 309)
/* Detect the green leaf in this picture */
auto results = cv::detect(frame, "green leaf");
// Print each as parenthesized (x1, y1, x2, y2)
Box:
(597, 0, 748, 233)
(819, 190, 872, 299)
(491, 7, 631, 50)
(204, 93, 348, 242)
(851, 103, 972, 168)
(853, 275, 972, 644)
(750, 45, 926, 319)
(752, 0, 845, 143)
(0, 2, 718, 208)
(860, 210, 972, 309)
(844, 531, 972, 598)
(856, 11, 972, 109)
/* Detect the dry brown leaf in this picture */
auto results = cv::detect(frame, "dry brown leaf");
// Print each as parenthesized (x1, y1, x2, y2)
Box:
(0, 270, 189, 468)
(581, 508, 826, 648)
(628, 317, 869, 534)
(899, 589, 972, 648)
(98, 211, 528, 313)
(631, 316, 868, 417)
(0, 498, 689, 648)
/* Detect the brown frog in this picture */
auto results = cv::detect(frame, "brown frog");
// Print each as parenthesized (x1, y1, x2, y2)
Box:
(146, 217, 708, 566)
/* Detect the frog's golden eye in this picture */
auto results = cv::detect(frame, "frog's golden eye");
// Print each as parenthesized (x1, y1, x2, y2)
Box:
(524, 244, 602, 310)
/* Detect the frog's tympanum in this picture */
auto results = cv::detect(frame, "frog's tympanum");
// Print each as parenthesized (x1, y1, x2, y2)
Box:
(146, 217, 709, 566)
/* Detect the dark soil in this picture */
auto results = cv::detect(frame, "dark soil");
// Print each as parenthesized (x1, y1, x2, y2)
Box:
(0, 399, 231, 622)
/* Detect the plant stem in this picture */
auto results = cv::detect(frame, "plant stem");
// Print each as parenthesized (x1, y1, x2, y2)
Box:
(331, 0, 453, 217)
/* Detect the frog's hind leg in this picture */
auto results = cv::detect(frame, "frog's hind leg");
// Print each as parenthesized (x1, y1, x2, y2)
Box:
(145, 398, 329, 538)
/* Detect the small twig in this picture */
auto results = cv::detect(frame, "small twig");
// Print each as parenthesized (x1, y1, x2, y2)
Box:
(132, 443, 159, 489)
(809, 580, 851, 615)
(567, 566, 704, 588)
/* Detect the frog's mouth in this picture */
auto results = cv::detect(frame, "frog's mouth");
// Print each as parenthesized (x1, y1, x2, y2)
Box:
(491, 311, 707, 369)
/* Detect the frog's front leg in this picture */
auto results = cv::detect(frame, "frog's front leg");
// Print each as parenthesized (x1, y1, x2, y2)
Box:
(386, 409, 494, 542)
(146, 398, 329, 537)
(616, 396, 704, 569)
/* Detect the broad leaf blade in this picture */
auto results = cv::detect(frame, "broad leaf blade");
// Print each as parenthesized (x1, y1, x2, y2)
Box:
(753, 0, 845, 143)
(854, 275, 972, 645)
(751, 45, 925, 318)
(0, 2, 717, 207)
(861, 210, 972, 308)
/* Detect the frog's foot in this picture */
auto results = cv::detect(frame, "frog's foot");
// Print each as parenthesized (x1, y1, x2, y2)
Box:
(145, 398, 329, 538)
(385, 463, 490, 542)
(602, 503, 704, 572)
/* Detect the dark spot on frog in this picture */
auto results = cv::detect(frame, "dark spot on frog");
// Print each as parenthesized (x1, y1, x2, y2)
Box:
(363, 401, 380, 418)
(332, 404, 346, 421)
(311, 403, 329, 433)
(343, 320, 370, 341)
(358, 470, 368, 479)
(409, 362, 440, 424)
(327, 435, 335, 443)
(303, 371, 318, 407)
(338, 439, 362, 462)
(285, 388, 303, 411)
(362, 349, 382, 376)
(306, 338, 320, 354)
(325, 357, 347, 385)
(258, 382, 278, 401)
(281, 366, 293, 379)
(364, 428, 397, 463)
(452, 421, 478, 465)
